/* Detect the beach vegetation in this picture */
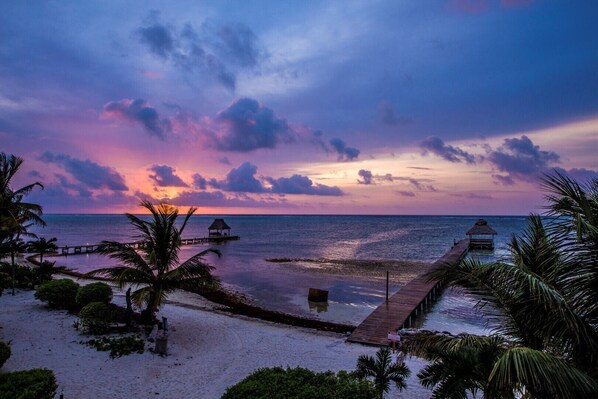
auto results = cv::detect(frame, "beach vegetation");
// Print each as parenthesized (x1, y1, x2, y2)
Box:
(221, 367, 377, 399)
(34, 278, 80, 309)
(79, 301, 116, 334)
(76, 282, 113, 307)
(354, 347, 410, 399)
(403, 172, 598, 398)
(85, 335, 144, 358)
(88, 201, 220, 323)
(0, 262, 38, 290)
(0, 341, 10, 368)
(0, 368, 57, 399)
(0, 152, 46, 296)
(26, 237, 57, 265)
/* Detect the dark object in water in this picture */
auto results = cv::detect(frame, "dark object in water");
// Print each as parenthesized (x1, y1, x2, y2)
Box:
(308, 288, 329, 302)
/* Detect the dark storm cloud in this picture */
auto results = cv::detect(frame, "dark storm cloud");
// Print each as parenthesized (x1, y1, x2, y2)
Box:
(329, 138, 360, 161)
(148, 164, 188, 187)
(208, 98, 293, 152)
(420, 136, 476, 164)
(103, 99, 171, 139)
(487, 135, 559, 183)
(39, 152, 128, 191)
(267, 175, 343, 196)
(137, 13, 265, 91)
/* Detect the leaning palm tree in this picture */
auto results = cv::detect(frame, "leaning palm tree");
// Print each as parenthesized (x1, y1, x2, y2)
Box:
(27, 237, 58, 265)
(355, 347, 410, 399)
(87, 201, 220, 322)
(402, 171, 598, 398)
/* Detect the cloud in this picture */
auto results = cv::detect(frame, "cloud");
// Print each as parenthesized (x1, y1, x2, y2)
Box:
(211, 161, 266, 193)
(102, 98, 171, 139)
(379, 102, 412, 126)
(487, 135, 559, 183)
(39, 152, 128, 191)
(420, 136, 476, 164)
(357, 169, 374, 185)
(267, 175, 343, 196)
(449, 192, 493, 200)
(396, 191, 416, 197)
(205, 98, 293, 152)
(148, 164, 188, 187)
(192, 173, 207, 190)
(329, 138, 360, 161)
(136, 13, 265, 91)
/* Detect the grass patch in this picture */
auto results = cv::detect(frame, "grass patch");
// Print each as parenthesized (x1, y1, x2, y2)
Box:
(85, 335, 144, 358)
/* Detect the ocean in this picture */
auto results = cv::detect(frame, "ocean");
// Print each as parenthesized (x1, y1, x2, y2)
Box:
(30, 215, 528, 333)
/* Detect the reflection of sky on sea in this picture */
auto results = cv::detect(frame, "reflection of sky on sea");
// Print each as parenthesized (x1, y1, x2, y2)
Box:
(39, 215, 527, 327)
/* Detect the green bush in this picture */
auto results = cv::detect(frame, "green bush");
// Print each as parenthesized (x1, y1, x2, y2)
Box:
(0, 341, 10, 367)
(76, 282, 113, 307)
(221, 367, 377, 399)
(0, 262, 37, 290)
(34, 279, 80, 309)
(0, 368, 57, 399)
(79, 301, 116, 334)
(86, 335, 144, 358)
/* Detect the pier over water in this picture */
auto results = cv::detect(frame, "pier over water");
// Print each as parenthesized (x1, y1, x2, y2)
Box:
(347, 239, 469, 346)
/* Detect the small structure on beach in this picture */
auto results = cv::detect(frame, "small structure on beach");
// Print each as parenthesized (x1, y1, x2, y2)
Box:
(466, 219, 497, 250)
(208, 218, 232, 237)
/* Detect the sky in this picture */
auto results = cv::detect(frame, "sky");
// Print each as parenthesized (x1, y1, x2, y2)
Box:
(2, 0, 597, 215)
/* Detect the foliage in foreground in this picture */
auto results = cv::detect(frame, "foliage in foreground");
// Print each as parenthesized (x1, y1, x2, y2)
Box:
(0, 368, 57, 399)
(402, 172, 598, 398)
(221, 367, 377, 399)
(355, 347, 410, 399)
(34, 278, 80, 309)
(0, 341, 10, 368)
(76, 282, 113, 307)
(0, 262, 38, 290)
(85, 336, 144, 358)
(79, 302, 116, 334)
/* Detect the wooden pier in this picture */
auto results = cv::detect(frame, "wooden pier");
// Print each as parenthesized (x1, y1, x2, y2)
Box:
(49, 235, 240, 257)
(347, 239, 469, 346)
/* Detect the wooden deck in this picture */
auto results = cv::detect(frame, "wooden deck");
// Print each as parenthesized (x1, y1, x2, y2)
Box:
(47, 235, 240, 257)
(347, 239, 470, 346)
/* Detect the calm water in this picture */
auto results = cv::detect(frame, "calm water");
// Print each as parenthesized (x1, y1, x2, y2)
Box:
(31, 215, 528, 331)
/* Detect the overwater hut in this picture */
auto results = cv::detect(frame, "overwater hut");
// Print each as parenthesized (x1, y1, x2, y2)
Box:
(208, 218, 231, 237)
(466, 219, 497, 250)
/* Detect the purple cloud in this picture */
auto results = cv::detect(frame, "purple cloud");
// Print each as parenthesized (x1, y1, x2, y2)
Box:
(103, 98, 171, 139)
(329, 138, 360, 161)
(420, 136, 476, 164)
(212, 161, 266, 193)
(192, 173, 208, 190)
(267, 175, 343, 196)
(357, 169, 374, 185)
(487, 135, 559, 183)
(396, 191, 416, 197)
(148, 164, 188, 187)
(206, 98, 292, 152)
(39, 152, 128, 191)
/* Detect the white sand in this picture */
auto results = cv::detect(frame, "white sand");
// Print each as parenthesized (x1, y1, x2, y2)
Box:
(1, 287, 431, 398)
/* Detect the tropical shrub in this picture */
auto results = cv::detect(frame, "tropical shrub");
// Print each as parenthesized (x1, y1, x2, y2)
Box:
(0, 368, 57, 399)
(0, 341, 11, 367)
(0, 272, 10, 295)
(79, 301, 116, 334)
(221, 367, 377, 399)
(0, 262, 37, 289)
(76, 282, 113, 307)
(85, 335, 144, 358)
(34, 279, 80, 309)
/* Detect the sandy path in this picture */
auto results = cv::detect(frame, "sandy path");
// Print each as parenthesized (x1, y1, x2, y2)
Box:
(0, 290, 432, 398)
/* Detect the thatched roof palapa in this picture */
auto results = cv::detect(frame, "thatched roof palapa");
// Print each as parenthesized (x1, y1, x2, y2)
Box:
(208, 218, 231, 231)
(466, 219, 497, 236)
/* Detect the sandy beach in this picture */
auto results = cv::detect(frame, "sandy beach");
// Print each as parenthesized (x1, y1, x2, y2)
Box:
(0, 283, 432, 398)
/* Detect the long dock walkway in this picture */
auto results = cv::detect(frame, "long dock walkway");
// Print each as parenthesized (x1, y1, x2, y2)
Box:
(347, 239, 469, 346)
(47, 235, 240, 257)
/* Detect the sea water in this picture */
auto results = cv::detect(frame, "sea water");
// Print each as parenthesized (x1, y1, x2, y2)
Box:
(30, 215, 528, 332)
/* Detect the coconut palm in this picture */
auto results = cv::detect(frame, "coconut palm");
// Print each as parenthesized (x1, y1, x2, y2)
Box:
(402, 172, 598, 398)
(27, 237, 58, 264)
(0, 238, 27, 295)
(0, 153, 45, 243)
(87, 201, 220, 322)
(355, 347, 410, 399)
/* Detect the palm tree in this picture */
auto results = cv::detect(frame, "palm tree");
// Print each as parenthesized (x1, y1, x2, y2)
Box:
(87, 201, 220, 322)
(27, 237, 58, 265)
(0, 153, 45, 243)
(402, 172, 598, 398)
(0, 238, 27, 295)
(355, 347, 410, 399)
